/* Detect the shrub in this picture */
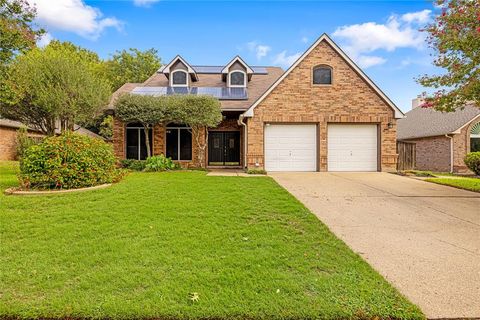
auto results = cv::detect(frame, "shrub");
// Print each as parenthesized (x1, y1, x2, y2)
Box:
(120, 159, 146, 171)
(464, 152, 480, 175)
(19, 132, 124, 189)
(247, 169, 267, 175)
(144, 155, 179, 172)
(16, 127, 43, 159)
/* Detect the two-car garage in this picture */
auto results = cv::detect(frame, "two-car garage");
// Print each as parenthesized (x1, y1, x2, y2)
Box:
(264, 124, 378, 172)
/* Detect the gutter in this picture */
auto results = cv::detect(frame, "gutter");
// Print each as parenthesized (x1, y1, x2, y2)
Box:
(445, 134, 454, 173)
(238, 114, 248, 169)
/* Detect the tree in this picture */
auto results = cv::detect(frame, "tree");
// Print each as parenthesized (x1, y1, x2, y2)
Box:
(417, 0, 480, 111)
(105, 48, 161, 92)
(0, 0, 44, 68)
(115, 94, 168, 158)
(0, 41, 111, 135)
(168, 95, 222, 167)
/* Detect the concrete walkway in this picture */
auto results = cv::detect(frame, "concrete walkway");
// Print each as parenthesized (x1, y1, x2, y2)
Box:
(270, 172, 480, 319)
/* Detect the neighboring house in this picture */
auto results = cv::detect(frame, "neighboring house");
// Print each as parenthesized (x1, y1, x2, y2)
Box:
(0, 118, 103, 161)
(108, 34, 403, 172)
(398, 98, 480, 173)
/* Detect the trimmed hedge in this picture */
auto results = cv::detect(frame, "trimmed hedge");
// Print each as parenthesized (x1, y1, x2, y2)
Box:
(464, 152, 480, 175)
(19, 132, 124, 189)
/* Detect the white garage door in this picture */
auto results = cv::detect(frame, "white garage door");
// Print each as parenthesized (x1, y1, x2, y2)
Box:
(328, 124, 378, 172)
(265, 124, 317, 172)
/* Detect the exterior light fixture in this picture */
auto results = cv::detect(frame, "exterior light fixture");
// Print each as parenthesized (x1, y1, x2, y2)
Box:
(387, 122, 393, 129)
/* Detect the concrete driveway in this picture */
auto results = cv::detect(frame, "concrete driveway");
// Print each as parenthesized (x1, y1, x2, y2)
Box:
(270, 172, 480, 319)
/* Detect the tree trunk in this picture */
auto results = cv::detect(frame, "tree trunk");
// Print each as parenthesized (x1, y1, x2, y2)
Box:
(192, 126, 207, 168)
(143, 124, 151, 158)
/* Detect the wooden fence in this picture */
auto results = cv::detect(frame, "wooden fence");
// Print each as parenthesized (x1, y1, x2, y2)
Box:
(397, 141, 416, 171)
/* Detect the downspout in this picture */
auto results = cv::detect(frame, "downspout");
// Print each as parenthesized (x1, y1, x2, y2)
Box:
(445, 134, 453, 173)
(238, 114, 247, 169)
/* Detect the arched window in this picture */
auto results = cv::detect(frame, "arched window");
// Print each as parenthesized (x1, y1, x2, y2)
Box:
(470, 122, 480, 152)
(126, 122, 152, 160)
(313, 65, 332, 85)
(228, 71, 246, 87)
(171, 70, 188, 87)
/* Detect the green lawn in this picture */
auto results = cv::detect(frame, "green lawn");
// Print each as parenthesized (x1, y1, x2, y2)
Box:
(425, 176, 480, 192)
(0, 161, 422, 319)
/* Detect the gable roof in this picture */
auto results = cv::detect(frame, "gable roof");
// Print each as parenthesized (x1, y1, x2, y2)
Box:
(106, 67, 284, 111)
(397, 103, 480, 140)
(161, 55, 198, 81)
(221, 56, 254, 74)
(242, 33, 404, 119)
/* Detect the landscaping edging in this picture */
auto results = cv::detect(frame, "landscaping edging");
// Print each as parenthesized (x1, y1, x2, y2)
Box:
(4, 183, 112, 195)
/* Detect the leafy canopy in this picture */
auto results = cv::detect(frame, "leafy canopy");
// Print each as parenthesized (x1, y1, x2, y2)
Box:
(0, 0, 44, 68)
(105, 48, 161, 92)
(417, 0, 480, 111)
(0, 41, 111, 135)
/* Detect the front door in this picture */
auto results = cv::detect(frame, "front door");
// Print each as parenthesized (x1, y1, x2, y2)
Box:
(208, 131, 240, 166)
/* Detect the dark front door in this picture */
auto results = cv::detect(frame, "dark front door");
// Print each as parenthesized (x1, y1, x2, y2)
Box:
(208, 131, 240, 166)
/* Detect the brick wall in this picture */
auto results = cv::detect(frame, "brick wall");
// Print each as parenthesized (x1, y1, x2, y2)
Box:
(404, 136, 451, 172)
(112, 117, 242, 168)
(0, 127, 19, 160)
(246, 40, 397, 171)
(453, 119, 480, 173)
(0, 126, 44, 161)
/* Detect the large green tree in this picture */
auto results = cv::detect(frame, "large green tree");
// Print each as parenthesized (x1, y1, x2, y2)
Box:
(115, 94, 169, 157)
(0, 0, 44, 69)
(417, 0, 480, 111)
(168, 95, 222, 167)
(0, 41, 111, 135)
(105, 48, 161, 92)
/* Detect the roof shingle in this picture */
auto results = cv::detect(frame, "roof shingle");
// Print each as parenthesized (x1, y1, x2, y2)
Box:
(397, 103, 480, 140)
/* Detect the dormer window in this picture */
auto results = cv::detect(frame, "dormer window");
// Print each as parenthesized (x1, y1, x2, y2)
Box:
(228, 71, 246, 87)
(171, 70, 188, 87)
(313, 65, 332, 85)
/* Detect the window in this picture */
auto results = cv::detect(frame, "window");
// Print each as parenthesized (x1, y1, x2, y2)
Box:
(229, 71, 246, 87)
(470, 122, 480, 152)
(126, 123, 152, 160)
(313, 66, 332, 85)
(171, 70, 188, 86)
(166, 124, 192, 161)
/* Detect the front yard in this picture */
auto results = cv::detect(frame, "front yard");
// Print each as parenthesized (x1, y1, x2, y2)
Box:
(0, 161, 422, 319)
(425, 176, 480, 192)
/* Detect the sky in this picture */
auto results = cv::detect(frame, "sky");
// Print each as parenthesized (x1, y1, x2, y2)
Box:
(30, 0, 442, 112)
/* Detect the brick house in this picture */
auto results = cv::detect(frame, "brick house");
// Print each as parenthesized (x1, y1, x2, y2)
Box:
(398, 99, 480, 173)
(109, 34, 403, 172)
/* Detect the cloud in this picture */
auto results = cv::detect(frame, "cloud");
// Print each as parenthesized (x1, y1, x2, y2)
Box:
(272, 51, 301, 69)
(247, 41, 271, 60)
(356, 55, 386, 68)
(301, 36, 309, 44)
(37, 32, 53, 47)
(332, 10, 431, 68)
(28, 0, 122, 40)
(401, 9, 432, 24)
(133, 0, 160, 7)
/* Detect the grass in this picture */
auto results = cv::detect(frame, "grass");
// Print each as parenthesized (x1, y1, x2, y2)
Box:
(0, 161, 423, 319)
(425, 176, 480, 192)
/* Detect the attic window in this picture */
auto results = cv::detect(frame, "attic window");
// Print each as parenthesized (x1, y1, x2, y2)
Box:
(171, 70, 188, 87)
(229, 71, 246, 87)
(313, 65, 332, 85)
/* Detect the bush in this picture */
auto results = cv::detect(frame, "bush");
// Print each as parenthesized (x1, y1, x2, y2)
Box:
(120, 159, 147, 171)
(19, 132, 124, 189)
(247, 169, 267, 175)
(144, 155, 179, 172)
(16, 127, 43, 159)
(464, 152, 480, 175)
